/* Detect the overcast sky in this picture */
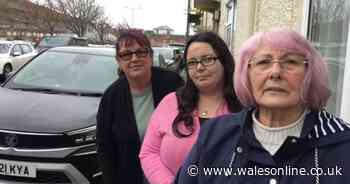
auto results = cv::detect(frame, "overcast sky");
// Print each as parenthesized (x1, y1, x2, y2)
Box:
(32, 0, 188, 35)
(96, 0, 188, 35)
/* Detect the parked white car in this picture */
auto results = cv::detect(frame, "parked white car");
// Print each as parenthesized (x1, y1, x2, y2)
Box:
(0, 40, 37, 74)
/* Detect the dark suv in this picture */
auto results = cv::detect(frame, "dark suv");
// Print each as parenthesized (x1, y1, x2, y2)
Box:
(0, 47, 118, 183)
(36, 36, 89, 53)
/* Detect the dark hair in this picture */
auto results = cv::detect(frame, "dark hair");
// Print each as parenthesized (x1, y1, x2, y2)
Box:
(115, 27, 153, 58)
(172, 32, 242, 137)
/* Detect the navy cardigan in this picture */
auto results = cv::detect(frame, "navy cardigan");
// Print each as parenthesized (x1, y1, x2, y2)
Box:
(175, 108, 350, 184)
(97, 67, 183, 184)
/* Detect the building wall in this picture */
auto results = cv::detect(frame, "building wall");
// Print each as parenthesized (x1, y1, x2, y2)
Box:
(189, 0, 305, 54)
(232, 0, 256, 56)
(149, 35, 186, 47)
(254, 0, 297, 32)
(215, 0, 349, 121)
(216, 0, 305, 57)
(0, 0, 69, 41)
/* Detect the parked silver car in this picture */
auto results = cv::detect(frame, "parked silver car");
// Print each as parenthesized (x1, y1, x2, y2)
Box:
(0, 41, 37, 74)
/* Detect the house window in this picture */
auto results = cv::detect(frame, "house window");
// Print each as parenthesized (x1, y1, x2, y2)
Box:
(225, 0, 236, 49)
(308, 0, 350, 115)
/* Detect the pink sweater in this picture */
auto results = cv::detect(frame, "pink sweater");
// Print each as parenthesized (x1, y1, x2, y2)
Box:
(139, 92, 231, 184)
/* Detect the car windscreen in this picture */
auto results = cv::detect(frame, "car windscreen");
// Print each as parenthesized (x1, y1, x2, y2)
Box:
(38, 36, 71, 47)
(0, 43, 11, 54)
(6, 50, 118, 93)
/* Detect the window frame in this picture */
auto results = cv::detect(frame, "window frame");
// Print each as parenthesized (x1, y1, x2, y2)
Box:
(11, 44, 23, 56)
(303, 0, 350, 121)
(21, 44, 33, 54)
(224, 0, 236, 49)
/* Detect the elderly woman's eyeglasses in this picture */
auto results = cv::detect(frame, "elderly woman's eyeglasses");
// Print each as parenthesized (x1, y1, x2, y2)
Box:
(249, 57, 308, 73)
(118, 49, 149, 61)
(186, 56, 218, 70)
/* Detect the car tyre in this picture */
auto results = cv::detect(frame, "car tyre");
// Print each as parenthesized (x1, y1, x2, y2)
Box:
(3, 64, 12, 74)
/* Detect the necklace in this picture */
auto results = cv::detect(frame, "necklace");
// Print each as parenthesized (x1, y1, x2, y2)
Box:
(199, 99, 223, 118)
(200, 111, 208, 117)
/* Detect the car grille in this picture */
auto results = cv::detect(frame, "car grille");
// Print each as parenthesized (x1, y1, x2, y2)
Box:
(0, 150, 100, 184)
(0, 132, 74, 149)
(0, 131, 100, 183)
(0, 171, 70, 183)
(0, 148, 98, 184)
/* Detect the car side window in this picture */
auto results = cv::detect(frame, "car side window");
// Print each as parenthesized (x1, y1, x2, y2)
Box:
(21, 44, 33, 54)
(68, 38, 75, 45)
(11, 45, 23, 56)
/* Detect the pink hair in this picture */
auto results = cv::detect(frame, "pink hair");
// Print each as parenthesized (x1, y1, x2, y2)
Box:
(234, 28, 331, 110)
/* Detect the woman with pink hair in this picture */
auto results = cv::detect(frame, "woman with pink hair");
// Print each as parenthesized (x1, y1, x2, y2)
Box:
(175, 28, 350, 184)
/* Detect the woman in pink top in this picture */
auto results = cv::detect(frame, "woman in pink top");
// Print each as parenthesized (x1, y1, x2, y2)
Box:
(139, 32, 242, 184)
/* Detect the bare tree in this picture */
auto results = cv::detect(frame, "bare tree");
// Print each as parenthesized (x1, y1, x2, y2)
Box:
(92, 15, 112, 44)
(56, 0, 103, 37)
(25, 0, 64, 36)
(110, 23, 131, 38)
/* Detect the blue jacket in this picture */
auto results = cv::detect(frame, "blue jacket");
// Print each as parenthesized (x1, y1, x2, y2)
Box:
(175, 108, 350, 184)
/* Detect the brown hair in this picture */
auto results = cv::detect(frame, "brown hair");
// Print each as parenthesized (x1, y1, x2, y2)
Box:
(115, 28, 153, 57)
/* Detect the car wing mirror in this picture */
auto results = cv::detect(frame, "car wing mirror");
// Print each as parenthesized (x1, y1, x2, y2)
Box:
(12, 51, 21, 57)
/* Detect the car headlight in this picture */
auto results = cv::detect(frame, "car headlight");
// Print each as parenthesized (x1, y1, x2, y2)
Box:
(66, 126, 96, 145)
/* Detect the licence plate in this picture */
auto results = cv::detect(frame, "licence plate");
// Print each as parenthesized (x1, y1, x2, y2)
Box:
(0, 159, 36, 178)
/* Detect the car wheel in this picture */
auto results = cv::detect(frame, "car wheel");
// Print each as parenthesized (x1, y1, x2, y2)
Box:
(3, 64, 12, 74)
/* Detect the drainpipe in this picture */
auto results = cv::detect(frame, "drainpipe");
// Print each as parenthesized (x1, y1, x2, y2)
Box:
(186, 0, 191, 38)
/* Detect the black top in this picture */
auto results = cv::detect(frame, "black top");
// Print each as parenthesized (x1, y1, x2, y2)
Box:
(97, 67, 183, 184)
(199, 117, 210, 124)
